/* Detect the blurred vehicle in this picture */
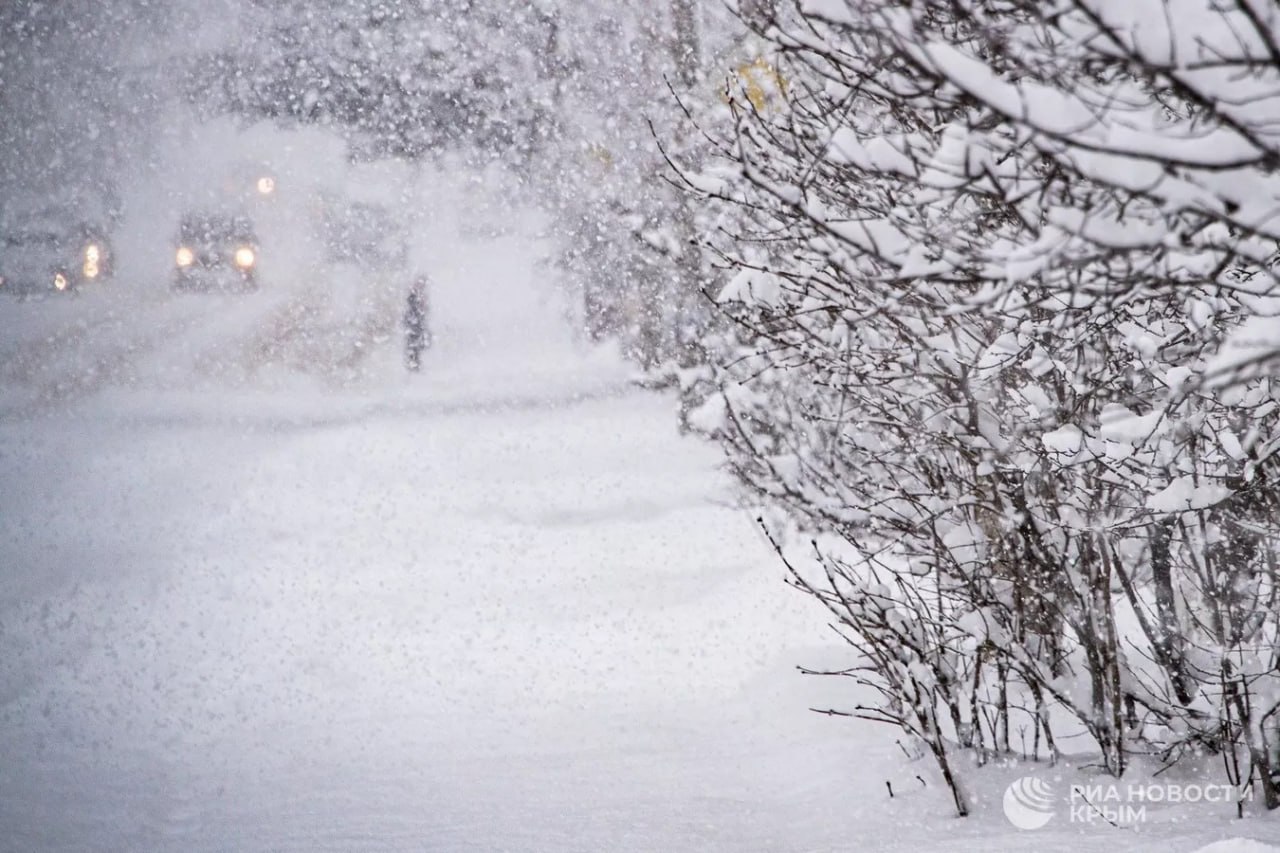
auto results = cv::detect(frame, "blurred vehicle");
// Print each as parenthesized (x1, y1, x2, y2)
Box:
(173, 211, 259, 292)
(0, 218, 114, 297)
(317, 196, 407, 271)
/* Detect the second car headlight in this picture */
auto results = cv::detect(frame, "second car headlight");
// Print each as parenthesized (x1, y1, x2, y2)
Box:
(234, 247, 255, 268)
(83, 244, 100, 278)
(176, 246, 194, 267)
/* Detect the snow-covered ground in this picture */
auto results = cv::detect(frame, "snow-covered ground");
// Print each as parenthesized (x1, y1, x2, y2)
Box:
(1, 218, 1277, 851)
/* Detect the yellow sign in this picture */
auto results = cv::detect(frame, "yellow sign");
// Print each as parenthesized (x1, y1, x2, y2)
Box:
(586, 143, 614, 169)
(727, 57, 787, 112)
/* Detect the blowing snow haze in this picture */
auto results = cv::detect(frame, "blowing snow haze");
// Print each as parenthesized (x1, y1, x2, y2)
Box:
(3, 1, 1280, 852)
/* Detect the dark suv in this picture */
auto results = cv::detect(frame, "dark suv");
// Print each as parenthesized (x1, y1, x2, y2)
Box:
(173, 212, 259, 292)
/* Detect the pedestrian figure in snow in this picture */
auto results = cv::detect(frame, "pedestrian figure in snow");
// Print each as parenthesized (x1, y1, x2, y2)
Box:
(404, 276, 431, 371)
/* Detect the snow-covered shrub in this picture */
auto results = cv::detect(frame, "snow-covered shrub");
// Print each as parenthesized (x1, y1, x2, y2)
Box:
(675, 0, 1280, 815)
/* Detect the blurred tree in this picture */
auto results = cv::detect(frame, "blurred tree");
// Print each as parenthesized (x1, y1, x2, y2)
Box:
(186, 0, 562, 164)
(0, 0, 172, 222)
(542, 0, 741, 369)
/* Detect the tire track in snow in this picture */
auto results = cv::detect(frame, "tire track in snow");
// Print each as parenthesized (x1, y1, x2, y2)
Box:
(95, 376, 641, 433)
(0, 305, 210, 421)
(193, 285, 330, 380)
(0, 309, 126, 385)
(222, 272, 403, 382)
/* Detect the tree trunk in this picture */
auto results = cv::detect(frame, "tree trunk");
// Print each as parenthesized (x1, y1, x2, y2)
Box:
(1150, 517, 1194, 704)
(669, 0, 699, 89)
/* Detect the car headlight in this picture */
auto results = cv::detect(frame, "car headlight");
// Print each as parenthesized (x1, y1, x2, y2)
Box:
(234, 247, 256, 268)
(176, 246, 194, 267)
(256, 176, 275, 195)
(53, 272, 69, 291)
(83, 244, 100, 278)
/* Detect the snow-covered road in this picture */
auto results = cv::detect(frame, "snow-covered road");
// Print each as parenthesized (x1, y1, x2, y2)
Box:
(0, 288, 868, 851)
(0, 370, 828, 850)
(2, 229, 1276, 852)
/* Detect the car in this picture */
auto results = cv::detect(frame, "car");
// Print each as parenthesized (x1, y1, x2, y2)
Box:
(317, 196, 407, 271)
(173, 211, 260, 292)
(0, 219, 114, 297)
(315, 195, 411, 296)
